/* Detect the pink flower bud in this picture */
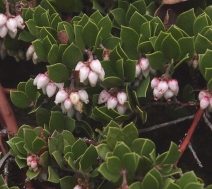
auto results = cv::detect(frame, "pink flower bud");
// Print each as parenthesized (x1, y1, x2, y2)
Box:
(74, 100, 83, 113)
(55, 82, 64, 89)
(27, 155, 33, 163)
(42, 86, 47, 95)
(30, 160, 37, 169)
(75, 61, 84, 71)
(64, 98, 73, 110)
(70, 92, 80, 105)
(67, 107, 75, 117)
(151, 77, 160, 89)
(79, 66, 90, 83)
(106, 96, 118, 109)
(54, 89, 68, 104)
(15, 15, 25, 29)
(0, 14, 7, 27)
(200, 96, 209, 109)
(37, 74, 50, 89)
(139, 57, 149, 70)
(157, 81, 168, 94)
(135, 64, 141, 77)
(173, 86, 179, 96)
(90, 59, 102, 74)
(8, 29, 17, 39)
(33, 74, 41, 86)
(61, 102, 66, 113)
(164, 89, 174, 101)
(6, 18, 17, 33)
(32, 52, 39, 64)
(153, 87, 163, 101)
(168, 79, 178, 92)
(198, 90, 207, 101)
(74, 185, 82, 189)
(98, 67, 105, 81)
(116, 103, 127, 114)
(142, 67, 150, 78)
(26, 45, 34, 61)
(88, 70, 98, 87)
(46, 82, 57, 97)
(117, 91, 127, 105)
(0, 25, 8, 38)
(98, 90, 111, 104)
(27, 162, 31, 166)
(78, 89, 89, 104)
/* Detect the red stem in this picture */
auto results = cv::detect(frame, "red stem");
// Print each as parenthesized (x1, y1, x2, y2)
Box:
(179, 108, 204, 158)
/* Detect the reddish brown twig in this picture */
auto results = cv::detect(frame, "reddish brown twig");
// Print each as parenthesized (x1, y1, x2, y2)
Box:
(4, 88, 16, 95)
(0, 84, 18, 134)
(178, 108, 204, 159)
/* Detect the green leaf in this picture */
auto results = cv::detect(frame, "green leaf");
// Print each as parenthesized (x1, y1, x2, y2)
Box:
(107, 127, 124, 150)
(33, 5, 46, 27)
(10, 91, 30, 108)
(161, 34, 181, 61)
(199, 49, 212, 76)
(80, 145, 98, 170)
(122, 122, 138, 147)
(24, 129, 37, 152)
(32, 137, 47, 153)
(176, 171, 198, 188)
(110, 8, 127, 27)
(146, 51, 165, 72)
(60, 176, 77, 189)
(121, 26, 139, 48)
(16, 141, 27, 155)
(97, 15, 112, 40)
(183, 84, 195, 102)
(25, 78, 37, 101)
(142, 173, 159, 189)
(91, 107, 114, 122)
(36, 108, 50, 126)
(64, 116, 75, 133)
(40, 0, 57, 15)
(113, 142, 131, 163)
(51, 14, 62, 29)
(47, 63, 69, 83)
(82, 19, 99, 47)
(26, 19, 37, 37)
(90, 10, 103, 23)
(167, 25, 183, 40)
(102, 36, 121, 50)
(71, 138, 87, 159)
(106, 156, 122, 175)
(116, 59, 124, 79)
(18, 30, 35, 42)
(136, 76, 150, 98)
(165, 182, 181, 189)
(140, 21, 151, 42)
(74, 25, 85, 51)
(176, 8, 195, 36)
(62, 130, 75, 146)
(178, 37, 195, 60)
(102, 76, 123, 88)
(124, 59, 136, 82)
(126, 4, 139, 24)
(24, 8, 34, 20)
(150, 17, 165, 36)
(195, 33, 212, 54)
(48, 44, 59, 64)
(129, 11, 147, 34)
(96, 144, 111, 161)
(41, 11, 50, 27)
(48, 166, 60, 183)
(137, 41, 153, 53)
(62, 43, 83, 71)
(122, 152, 139, 173)
(208, 78, 212, 90)
(193, 14, 210, 37)
(98, 162, 120, 182)
(184, 183, 204, 189)
(154, 31, 169, 51)
(49, 111, 64, 132)
(52, 150, 64, 169)
(26, 169, 40, 180)
(32, 39, 48, 62)
(131, 138, 155, 158)
(129, 182, 142, 189)
(40, 27, 57, 45)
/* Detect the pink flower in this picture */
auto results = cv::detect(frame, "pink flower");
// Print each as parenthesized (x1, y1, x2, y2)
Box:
(151, 77, 160, 89)
(116, 103, 127, 114)
(117, 91, 127, 105)
(198, 90, 207, 101)
(98, 90, 111, 104)
(88, 70, 98, 87)
(157, 81, 168, 94)
(153, 87, 163, 101)
(75, 61, 84, 71)
(46, 82, 57, 97)
(98, 67, 105, 81)
(139, 57, 149, 70)
(74, 185, 82, 189)
(30, 160, 37, 169)
(26, 45, 35, 61)
(0, 14, 7, 27)
(79, 66, 90, 83)
(135, 64, 141, 77)
(164, 89, 174, 101)
(168, 79, 178, 92)
(32, 52, 39, 64)
(78, 89, 89, 104)
(33, 74, 41, 86)
(55, 82, 64, 89)
(6, 18, 17, 33)
(36, 74, 50, 89)
(8, 29, 17, 39)
(74, 100, 83, 113)
(64, 98, 73, 110)
(200, 96, 209, 109)
(90, 59, 102, 74)
(0, 25, 8, 38)
(15, 15, 25, 29)
(54, 89, 68, 104)
(106, 96, 118, 109)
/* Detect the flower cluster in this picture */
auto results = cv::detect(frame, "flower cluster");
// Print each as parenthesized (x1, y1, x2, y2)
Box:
(75, 59, 105, 87)
(33, 73, 89, 118)
(26, 45, 40, 64)
(27, 155, 38, 172)
(198, 90, 212, 110)
(151, 77, 179, 101)
(0, 14, 25, 39)
(98, 90, 127, 114)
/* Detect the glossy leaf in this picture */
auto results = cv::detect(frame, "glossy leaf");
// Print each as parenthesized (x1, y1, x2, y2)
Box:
(10, 91, 30, 108)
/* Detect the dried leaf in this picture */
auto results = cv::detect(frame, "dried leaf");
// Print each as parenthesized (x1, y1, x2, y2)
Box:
(164, 9, 178, 29)
(57, 30, 69, 44)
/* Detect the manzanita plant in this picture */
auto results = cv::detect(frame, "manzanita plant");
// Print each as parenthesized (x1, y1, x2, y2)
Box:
(0, 0, 212, 188)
